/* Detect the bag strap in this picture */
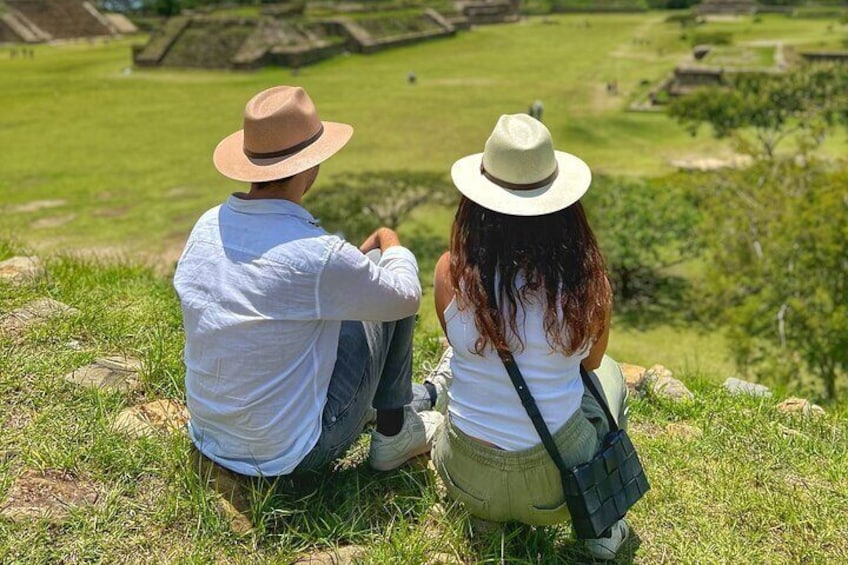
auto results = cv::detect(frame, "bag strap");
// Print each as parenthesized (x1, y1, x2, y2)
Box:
(486, 290, 571, 485)
(494, 347, 573, 483)
(578, 365, 619, 433)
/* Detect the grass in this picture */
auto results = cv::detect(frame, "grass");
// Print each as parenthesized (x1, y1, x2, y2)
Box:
(1, 245, 846, 563)
(1, 13, 847, 561)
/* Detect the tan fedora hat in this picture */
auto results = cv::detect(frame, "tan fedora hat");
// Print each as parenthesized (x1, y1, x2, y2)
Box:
(213, 86, 353, 183)
(451, 114, 591, 216)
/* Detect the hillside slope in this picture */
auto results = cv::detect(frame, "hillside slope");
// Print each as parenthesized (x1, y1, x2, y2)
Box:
(1, 245, 846, 563)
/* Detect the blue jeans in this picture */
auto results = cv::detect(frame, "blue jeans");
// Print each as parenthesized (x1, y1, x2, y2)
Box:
(293, 316, 415, 473)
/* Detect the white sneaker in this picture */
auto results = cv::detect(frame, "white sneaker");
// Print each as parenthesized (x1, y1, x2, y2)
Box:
(585, 518, 630, 561)
(368, 406, 444, 471)
(423, 347, 453, 414)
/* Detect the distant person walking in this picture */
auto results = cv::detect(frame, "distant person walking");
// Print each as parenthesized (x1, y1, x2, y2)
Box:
(174, 86, 443, 485)
(528, 99, 544, 122)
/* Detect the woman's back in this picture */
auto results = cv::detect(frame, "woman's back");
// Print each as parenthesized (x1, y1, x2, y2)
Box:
(445, 292, 586, 451)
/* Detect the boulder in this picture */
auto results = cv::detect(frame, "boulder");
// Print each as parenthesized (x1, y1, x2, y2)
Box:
(642, 365, 694, 402)
(723, 377, 772, 398)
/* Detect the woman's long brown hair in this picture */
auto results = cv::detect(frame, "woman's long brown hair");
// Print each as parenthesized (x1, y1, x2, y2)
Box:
(449, 196, 611, 355)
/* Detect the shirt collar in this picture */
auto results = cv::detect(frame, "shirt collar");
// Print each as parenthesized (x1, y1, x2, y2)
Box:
(226, 194, 319, 225)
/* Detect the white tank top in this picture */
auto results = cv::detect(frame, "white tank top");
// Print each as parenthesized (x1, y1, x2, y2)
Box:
(445, 294, 586, 451)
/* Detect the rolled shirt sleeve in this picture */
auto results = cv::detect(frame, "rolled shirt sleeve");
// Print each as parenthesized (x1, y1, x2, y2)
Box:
(317, 239, 421, 321)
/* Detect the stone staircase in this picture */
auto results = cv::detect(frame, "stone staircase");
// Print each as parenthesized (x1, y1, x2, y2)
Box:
(3, 0, 114, 41)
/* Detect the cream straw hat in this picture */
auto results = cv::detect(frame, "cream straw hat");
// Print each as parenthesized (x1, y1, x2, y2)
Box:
(450, 114, 591, 216)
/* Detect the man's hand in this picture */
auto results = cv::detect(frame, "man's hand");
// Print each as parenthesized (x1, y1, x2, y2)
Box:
(359, 227, 402, 254)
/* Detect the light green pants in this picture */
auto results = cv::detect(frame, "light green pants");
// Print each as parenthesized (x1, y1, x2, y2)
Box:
(432, 355, 628, 526)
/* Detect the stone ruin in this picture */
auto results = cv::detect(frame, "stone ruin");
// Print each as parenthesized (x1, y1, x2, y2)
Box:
(133, 7, 466, 70)
(0, 0, 135, 43)
(696, 0, 757, 16)
(456, 0, 520, 25)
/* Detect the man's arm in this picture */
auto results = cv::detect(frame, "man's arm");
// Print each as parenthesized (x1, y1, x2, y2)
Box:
(318, 227, 421, 321)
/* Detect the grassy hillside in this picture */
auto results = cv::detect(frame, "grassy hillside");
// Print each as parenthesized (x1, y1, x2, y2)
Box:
(0, 246, 846, 563)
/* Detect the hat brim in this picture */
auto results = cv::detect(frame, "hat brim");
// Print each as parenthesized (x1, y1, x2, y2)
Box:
(213, 121, 353, 183)
(450, 151, 591, 216)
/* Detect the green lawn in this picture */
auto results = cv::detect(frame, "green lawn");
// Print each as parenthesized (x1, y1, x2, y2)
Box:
(2, 13, 843, 259)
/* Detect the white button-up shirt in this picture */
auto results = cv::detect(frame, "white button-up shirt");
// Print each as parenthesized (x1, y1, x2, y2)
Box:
(174, 195, 421, 476)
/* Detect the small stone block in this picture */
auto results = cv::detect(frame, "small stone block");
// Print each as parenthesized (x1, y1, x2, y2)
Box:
(776, 397, 825, 417)
(112, 399, 189, 438)
(0, 298, 78, 335)
(620, 362, 647, 396)
(723, 377, 772, 398)
(65, 356, 142, 392)
(0, 256, 44, 284)
(643, 365, 694, 402)
(0, 469, 99, 523)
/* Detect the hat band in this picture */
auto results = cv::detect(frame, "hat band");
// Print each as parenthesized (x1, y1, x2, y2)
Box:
(480, 162, 559, 191)
(243, 124, 325, 160)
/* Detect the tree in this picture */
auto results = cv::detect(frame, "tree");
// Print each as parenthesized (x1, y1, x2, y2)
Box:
(583, 175, 699, 306)
(668, 63, 848, 160)
(694, 161, 847, 400)
(669, 62, 848, 399)
(306, 170, 456, 244)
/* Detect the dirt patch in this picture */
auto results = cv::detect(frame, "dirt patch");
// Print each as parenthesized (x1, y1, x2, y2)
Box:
(1, 469, 100, 523)
(5, 199, 67, 213)
(92, 206, 131, 218)
(427, 77, 498, 87)
(30, 214, 77, 229)
(669, 154, 752, 171)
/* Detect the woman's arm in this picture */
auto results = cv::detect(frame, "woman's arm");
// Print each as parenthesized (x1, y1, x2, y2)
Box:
(582, 276, 612, 371)
(433, 251, 454, 340)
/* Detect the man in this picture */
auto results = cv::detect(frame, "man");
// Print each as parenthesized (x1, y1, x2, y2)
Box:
(174, 86, 442, 479)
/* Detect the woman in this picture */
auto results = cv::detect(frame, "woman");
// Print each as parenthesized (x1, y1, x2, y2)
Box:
(429, 114, 631, 560)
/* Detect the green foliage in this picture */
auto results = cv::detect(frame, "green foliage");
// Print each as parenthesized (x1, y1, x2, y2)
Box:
(693, 162, 848, 400)
(584, 175, 699, 306)
(306, 170, 456, 245)
(668, 63, 848, 159)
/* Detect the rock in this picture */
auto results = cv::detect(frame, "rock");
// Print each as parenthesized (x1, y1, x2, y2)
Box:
(112, 399, 189, 438)
(642, 365, 694, 402)
(0, 256, 44, 284)
(216, 495, 253, 536)
(294, 545, 367, 564)
(0, 298, 78, 335)
(776, 397, 825, 418)
(619, 363, 647, 397)
(0, 469, 99, 523)
(723, 377, 772, 398)
(64, 356, 143, 392)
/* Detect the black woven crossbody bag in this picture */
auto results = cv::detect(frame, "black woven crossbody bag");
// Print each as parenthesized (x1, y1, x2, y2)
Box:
(493, 345, 650, 539)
